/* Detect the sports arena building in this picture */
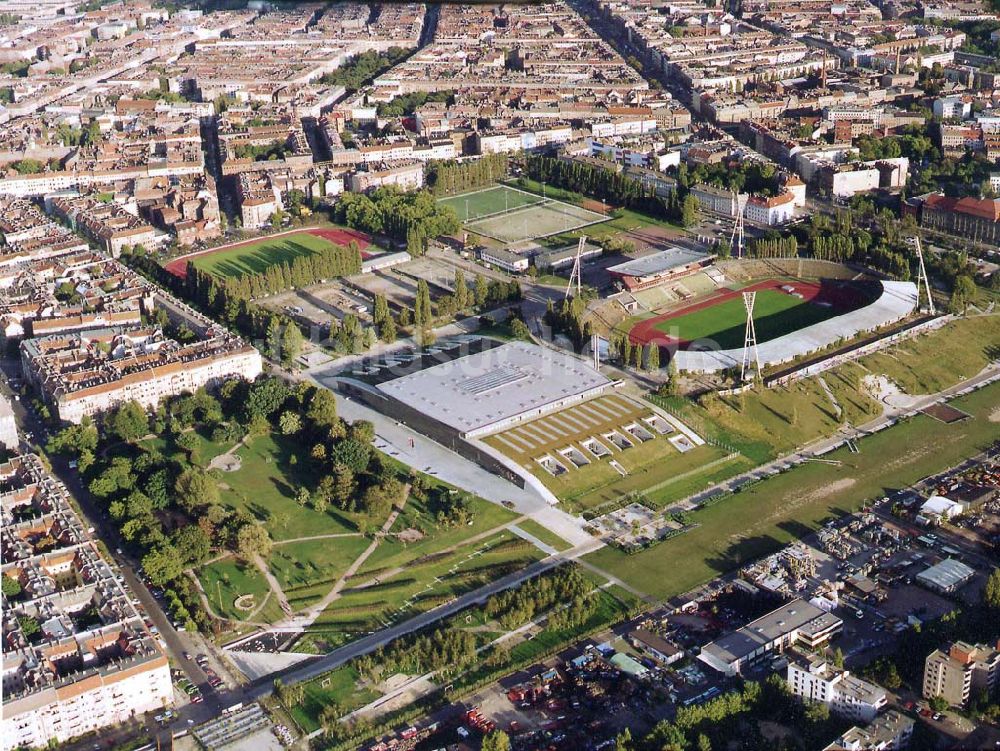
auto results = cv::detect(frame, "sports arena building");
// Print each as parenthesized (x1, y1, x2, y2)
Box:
(607, 248, 714, 291)
(336, 339, 613, 492)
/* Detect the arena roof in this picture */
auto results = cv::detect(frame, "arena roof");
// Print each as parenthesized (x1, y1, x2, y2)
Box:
(606, 247, 711, 279)
(376, 341, 611, 437)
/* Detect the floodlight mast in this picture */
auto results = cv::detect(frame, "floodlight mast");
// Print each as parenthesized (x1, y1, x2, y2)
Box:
(911, 234, 936, 316)
(565, 235, 586, 300)
(741, 290, 761, 382)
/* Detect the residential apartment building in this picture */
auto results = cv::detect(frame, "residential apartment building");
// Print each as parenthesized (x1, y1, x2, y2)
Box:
(348, 161, 424, 193)
(746, 191, 797, 226)
(19, 301, 262, 423)
(1, 454, 174, 751)
(787, 650, 888, 722)
(923, 641, 1000, 707)
(821, 710, 914, 751)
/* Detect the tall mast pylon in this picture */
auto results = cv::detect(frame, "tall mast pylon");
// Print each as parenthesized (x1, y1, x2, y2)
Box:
(565, 235, 586, 299)
(730, 191, 747, 258)
(913, 234, 935, 315)
(741, 291, 761, 382)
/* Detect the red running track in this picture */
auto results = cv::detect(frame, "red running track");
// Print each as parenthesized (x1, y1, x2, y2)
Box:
(163, 227, 373, 279)
(628, 278, 829, 347)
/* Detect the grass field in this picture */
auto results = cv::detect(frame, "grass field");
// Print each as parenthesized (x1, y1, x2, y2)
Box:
(857, 314, 1000, 395)
(199, 558, 284, 623)
(304, 530, 545, 649)
(514, 518, 572, 551)
(439, 185, 545, 222)
(652, 288, 835, 348)
(270, 537, 372, 610)
(290, 665, 379, 733)
(193, 232, 341, 277)
(163, 226, 370, 279)
(439, 184, 608, 243)
(586, 380, 1000, 600)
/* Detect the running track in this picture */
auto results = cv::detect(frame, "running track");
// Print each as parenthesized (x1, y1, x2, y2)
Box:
(163, 227, 373, 279)
(628, 278, 866, 347)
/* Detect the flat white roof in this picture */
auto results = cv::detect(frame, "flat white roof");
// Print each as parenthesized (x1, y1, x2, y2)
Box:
(376, 341, 611, 435)
(607, 247, 710, 278)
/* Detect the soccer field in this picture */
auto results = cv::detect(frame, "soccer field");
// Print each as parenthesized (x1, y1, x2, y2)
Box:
(629, 279, 877, 350)
(164, 227, 371, 279)
(439, 185, 544, 222)
(657, 289, 829, 349)
(439, 185, 609, 243)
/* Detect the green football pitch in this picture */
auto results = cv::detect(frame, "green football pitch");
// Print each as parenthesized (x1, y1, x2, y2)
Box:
(650, 288, 835, 349)
(190, 233, 340, 278)
(438, 185, 545, 222)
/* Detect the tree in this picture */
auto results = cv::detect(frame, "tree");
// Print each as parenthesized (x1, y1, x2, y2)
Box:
(510, 318, 531, 340)
(235, 523, 272, 560)
(279, 411, 302, 435)
(142, 545, 184, 586)
(2, 575, 22, 598)
(17, 614, 40, 639)
(454, 269, 468, 310)
(950, 274, 976, 314)
(929, 695, 950, 712)
(414, 279, 433, 328)
(680, 194, 699, 227)
(481, 730, 511, 751)
(306, 388, 339, 432)
(984, 568, 1000, 610)
(174, 469, 219, 513)
(379, 316, 397, 343)
(106, 400, 148, 443)
(832, 647, 845, 669)
(173, 526, 211, 565)
(331, 438, 371, 474)
(646, 343, 660, 370)
(243, 377, 290, 421)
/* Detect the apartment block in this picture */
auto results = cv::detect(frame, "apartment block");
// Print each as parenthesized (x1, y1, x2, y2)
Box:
(1, 454, 173, 751)
(923, 641, 1000, 707)
(19, 300, 262, 424)
(787, 650, 888, 722)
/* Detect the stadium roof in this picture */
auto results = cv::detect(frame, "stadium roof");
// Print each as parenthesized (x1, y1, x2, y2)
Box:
(376, 341, 611, 436)
(606, 247, 710, 279)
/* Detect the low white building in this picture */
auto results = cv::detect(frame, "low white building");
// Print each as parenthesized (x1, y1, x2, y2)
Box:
(0, 393, 17, 450)
(917, 495, 965, 524)
(745, 191, 796, 226)
(787, 651, 888, 723)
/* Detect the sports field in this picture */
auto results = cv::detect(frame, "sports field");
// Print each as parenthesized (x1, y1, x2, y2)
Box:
(163, 226, 371, 279)
(628, 278, 876, 350)
(439, 185, 608, 244)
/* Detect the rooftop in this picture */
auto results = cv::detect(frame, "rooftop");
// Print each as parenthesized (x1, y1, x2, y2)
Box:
(606, 248, 711, 279)
(916, 558, 975, 591)
(376, 341, 611, 436)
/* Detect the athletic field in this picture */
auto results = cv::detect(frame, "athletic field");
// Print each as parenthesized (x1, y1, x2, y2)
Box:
(439, 185, 608, 244)
(629, 279, 877, 350)
(163, 227, 371, 279)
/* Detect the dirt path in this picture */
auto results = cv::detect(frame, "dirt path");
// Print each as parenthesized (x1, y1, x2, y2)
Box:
(252, 552, 292, 617)
(297, 484, 412, 626)
(339, 516, 528, 594)
(271, 532, 364, 546)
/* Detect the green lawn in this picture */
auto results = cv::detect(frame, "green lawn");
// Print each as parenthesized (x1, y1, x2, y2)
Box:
(439, 185, 544, 222)
(218, 433, 360, 540)
(653, 289, 841, 348)
(290, 665, 379, 734)
(306, 531, 544, 644)
(198, 558, 278, 622)
(269, 537, 371, 609)
(514, 518, 571, 551)
(586, 380, 1000, 600)
(191, 231, 345, 278)
(857, 314, 1000, 395)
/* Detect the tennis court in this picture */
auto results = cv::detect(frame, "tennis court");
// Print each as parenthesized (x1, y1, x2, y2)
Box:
(439, 184, 609, 243)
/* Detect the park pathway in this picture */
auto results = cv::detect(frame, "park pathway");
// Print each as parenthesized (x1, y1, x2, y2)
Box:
(293, 484, 412, 627)
(252, 553, 292, 617)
